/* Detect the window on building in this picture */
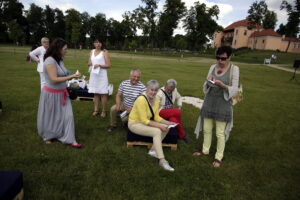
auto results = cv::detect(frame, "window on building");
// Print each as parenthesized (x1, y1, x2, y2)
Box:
(244, 30, 247, 35)
(262, 40, 265, 43)
(234, 40, 237, 45)
(236, 29, 238, 35)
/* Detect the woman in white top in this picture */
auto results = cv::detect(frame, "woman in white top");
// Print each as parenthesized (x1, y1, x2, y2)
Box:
(29, 37, 49, 89)
(88, 38, 111, 117)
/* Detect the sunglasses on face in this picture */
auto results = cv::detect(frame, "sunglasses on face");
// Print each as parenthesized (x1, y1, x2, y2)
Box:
(216, 56, 228, 61)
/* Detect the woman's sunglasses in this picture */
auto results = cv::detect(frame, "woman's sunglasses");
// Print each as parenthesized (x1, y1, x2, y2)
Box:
(216, 56, 228, 61)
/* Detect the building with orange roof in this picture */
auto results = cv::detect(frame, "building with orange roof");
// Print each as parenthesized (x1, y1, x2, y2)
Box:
(213, 19, 300, 53)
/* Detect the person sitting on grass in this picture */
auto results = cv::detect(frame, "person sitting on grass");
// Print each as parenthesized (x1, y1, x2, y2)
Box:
(128, 80, 177, 171)
(156, 79, 190, 144)
(107, 69, 146, 132)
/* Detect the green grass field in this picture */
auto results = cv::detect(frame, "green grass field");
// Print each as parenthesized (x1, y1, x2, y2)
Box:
(0, 46, 300, 199)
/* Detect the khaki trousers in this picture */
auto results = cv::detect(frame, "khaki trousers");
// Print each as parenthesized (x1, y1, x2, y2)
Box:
(202, 118, 227, 161)
(110, 104, 128, 126)
(128, 121, 168, 159)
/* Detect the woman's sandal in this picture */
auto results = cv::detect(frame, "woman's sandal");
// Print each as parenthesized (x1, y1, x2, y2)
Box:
(213, 159, 222, 168)
(193, 151, 208, 156)
(92, 111, 99, 116)
(100, 111, 106, 118)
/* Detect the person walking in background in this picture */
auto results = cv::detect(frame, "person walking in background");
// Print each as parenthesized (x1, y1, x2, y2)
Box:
(157, 79, 190, 144)
(87, 37, 111, 118)
(128, 80, 177, 171)
(107, 69, 146, 132)
(194, 46, 240, 168)
(37, 38, 82, 148)
(29, 37, 49, 89)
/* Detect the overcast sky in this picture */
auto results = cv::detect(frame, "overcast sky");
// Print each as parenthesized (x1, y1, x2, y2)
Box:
(20, 0, 292, 35)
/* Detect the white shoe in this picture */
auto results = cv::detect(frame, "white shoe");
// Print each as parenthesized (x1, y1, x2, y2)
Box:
(159, 160, 175, 172)
(148, 150, 158, 158)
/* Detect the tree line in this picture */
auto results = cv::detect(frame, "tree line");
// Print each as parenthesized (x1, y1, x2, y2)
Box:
(1, 0, 299, 51)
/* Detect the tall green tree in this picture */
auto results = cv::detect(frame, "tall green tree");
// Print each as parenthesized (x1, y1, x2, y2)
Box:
(262, 10, 277, 29)
(0, 0, 26, 43)
(157, 0, 186, 48)
(247, 0, 268, 27)
(133, 0, 159, 48)
(280, 0, 300, 52)
(90, 13, 107, 42)
(53, 8, 65, 38)
(65, 8, 82, 47)
(183, 2, 220, 50)
(276, 23, 287, 35)
(26, 3, 46, 44)
(7, 19, 25, 44)
(44, 5, 55, 39)
(80, 12, 92, 47)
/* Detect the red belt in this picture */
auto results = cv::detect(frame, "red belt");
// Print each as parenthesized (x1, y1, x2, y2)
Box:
(43, 86, 69, 106)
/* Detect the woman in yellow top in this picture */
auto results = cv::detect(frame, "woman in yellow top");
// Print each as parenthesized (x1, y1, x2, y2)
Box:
(128, 80, 177, 171)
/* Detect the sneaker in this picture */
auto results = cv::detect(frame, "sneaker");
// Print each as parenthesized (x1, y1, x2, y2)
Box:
(148, 150, 158, 158)
(159, 160, 175, 172)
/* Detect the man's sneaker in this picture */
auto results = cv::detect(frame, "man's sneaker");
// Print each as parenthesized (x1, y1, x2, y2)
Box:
(183, 136, 191, 144)
(159, 160, 175, 172)
(148, 150, 158, 158)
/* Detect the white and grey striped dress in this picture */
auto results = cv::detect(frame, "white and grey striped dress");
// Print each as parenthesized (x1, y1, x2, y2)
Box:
(37, 57, 76, 144)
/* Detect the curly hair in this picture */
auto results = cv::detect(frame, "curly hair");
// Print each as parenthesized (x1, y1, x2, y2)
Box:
(44, 38, 67, 63)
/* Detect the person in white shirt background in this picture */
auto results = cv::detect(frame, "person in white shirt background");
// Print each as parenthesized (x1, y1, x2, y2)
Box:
(29, 37, 49, 89)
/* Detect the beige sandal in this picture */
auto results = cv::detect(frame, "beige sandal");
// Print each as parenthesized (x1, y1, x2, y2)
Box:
(213, 159, 222, 168)
(100, 111, 106, 118)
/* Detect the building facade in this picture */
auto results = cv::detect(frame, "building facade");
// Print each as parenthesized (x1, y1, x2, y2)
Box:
(213, 19, 300, 53)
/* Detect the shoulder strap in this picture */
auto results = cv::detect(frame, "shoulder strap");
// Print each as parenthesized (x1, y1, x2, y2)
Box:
(229, 64, 233, 86)
(142, 95, 154, 120)
(160, 89, 173, 105)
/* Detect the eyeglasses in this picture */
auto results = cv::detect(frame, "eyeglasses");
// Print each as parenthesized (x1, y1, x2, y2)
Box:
(216, 56, 228, 61)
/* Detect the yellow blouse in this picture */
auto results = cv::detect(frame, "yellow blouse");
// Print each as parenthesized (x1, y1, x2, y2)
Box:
(129, 95, 163, 125)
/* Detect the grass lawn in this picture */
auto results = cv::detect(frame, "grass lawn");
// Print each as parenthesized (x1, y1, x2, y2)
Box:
(0, 46, 300, 199)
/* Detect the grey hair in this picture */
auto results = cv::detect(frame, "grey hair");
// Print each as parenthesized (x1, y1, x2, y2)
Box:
(165, 79, 177, 87)
(41, 37, 49, 43)
(147, 80, 160, 90)
(130, 69, 141, 75)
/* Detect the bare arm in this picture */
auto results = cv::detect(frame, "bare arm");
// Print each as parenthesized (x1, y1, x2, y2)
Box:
(87, 50, 92, 66)
(46, 64, 80, 84)
(29, 47, 41, 62)
(115, 91, 123, 111)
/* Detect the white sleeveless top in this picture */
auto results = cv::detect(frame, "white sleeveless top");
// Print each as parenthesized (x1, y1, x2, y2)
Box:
(88, 50, 108, 94)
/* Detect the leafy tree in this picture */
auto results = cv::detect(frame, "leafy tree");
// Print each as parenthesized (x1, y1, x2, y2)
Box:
(157, 0, 186, 48)
(262, 10, 277, 29)
(280, 0, 300, 52)
(183, 2, 220, 50)
(173, 34, 187, 50)
(276, 23, 287, 35)
(280, 0, 300, 37)
(133, 0, 159, 48)
(44, 5, 55, 39)
(107, 18, 126, 49)
(80, 12, 92, 47)
(247, 0, 268, 27)
(89, 13, 107, 42)
(25, 3, 46, 44)
(7, 20, 25, 44)
(65, 8, 82, 47)
(0, 0, 26, 43)
(53, 8, 65, 38)
(122, 11, 137, 40)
